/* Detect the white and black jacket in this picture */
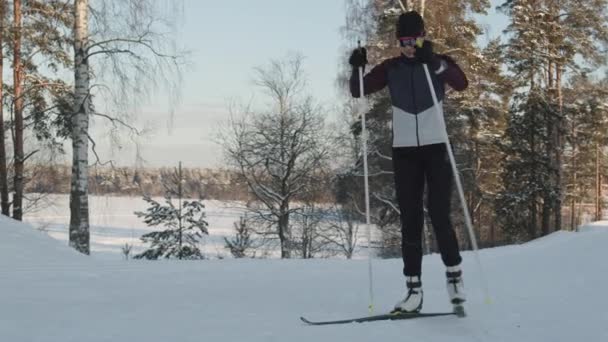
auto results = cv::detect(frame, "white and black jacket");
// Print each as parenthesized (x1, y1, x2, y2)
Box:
(350, 54, 468, 147)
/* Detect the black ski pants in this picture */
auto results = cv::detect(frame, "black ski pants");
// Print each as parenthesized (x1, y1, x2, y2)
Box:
(392, 143, 462, 277)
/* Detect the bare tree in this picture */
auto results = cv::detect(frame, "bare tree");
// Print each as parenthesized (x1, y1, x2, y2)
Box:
(292, 203, 328, 259)
(221, 54, 330, 259)
(70, 0, 183, 254)
(317, 203, 361, 259)
(121, 243, 132, 260)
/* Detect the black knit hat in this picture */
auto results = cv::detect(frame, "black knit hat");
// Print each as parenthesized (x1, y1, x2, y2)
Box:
(396, 11, 425, 38)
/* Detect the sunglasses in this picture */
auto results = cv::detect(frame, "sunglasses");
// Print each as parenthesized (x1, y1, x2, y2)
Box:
(399, 36, 424, 48)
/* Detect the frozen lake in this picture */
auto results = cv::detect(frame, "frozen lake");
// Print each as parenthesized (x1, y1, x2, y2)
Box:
(24, 194, 250, 259)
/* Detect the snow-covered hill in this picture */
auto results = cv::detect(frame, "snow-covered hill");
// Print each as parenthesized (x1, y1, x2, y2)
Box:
(1, 215, 606, 341)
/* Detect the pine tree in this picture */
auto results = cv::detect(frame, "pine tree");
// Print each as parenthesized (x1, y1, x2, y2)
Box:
(497, 90, 555, 241)
(0, 0, 8, 216)
(562, 75, 608, 228)
(224, 216, 254, 259)
(0, 0, 73, 219)
(134, 196, 208, 260)
(22, 0, 74, 146)
(499, 0, 608, 236)
(135, 162, 208, 260)
(12, 0, 24, 220)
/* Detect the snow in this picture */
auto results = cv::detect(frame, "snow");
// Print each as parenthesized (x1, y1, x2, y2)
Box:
(23, 194, 249, 259)
(23, 194, 378, 260)
(2, 214, 608, 341)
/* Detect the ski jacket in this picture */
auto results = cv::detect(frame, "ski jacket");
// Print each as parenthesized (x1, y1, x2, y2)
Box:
(350, 54, 468, 147)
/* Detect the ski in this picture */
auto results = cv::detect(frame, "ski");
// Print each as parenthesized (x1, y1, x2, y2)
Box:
(300, 308, 464, 326)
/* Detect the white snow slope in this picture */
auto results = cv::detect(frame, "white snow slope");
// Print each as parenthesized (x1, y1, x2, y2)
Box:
(1, 215, 607, 342)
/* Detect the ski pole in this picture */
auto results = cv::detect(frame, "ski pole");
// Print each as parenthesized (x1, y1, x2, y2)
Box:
(357, 40, 375, 315)
(421, 63, 492, 304)
(396, 0, 407, 11)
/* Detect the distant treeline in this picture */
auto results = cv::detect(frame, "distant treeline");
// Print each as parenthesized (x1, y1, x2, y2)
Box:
(25, 164, 252, 200)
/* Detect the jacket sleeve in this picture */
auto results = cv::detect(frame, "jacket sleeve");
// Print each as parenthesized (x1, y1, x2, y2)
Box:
(350, 61, 389, 98)
(436, 54, 468, 91)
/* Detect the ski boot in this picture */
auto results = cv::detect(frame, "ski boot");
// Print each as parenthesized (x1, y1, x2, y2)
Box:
(392, 276, 423, 314)
(446, 265, 466, 317)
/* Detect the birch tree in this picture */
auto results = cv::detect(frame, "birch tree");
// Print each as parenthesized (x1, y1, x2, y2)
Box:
(69, 0, 183, 254)
(70, 0, 89, 253)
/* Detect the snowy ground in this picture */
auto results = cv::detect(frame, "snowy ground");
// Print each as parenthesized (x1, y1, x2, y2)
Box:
(23, 194, 251, 259)
(1, 215, 607, 341)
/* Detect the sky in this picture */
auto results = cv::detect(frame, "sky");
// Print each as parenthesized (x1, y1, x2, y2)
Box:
(89, 0, 509, 169)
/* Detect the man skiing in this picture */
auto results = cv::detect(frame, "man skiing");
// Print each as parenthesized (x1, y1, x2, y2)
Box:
(349, 11, 468, 313)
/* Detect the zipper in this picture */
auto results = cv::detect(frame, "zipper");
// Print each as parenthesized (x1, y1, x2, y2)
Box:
(411, 66, 420, 146)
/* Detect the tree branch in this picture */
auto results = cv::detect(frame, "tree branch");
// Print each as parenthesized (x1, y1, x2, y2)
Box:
(92, 112, 141, 135)
(87, 133, 115, 167)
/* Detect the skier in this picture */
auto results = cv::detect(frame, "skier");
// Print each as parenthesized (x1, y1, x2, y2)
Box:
(349, 11, 468, 313)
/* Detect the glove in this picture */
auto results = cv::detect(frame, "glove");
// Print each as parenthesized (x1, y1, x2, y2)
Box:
(349, 47, 368, 68)
(415, 40, 444, 72)
(414, 40, 435, 64)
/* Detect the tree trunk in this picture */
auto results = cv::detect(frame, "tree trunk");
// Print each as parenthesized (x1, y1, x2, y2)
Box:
(570, 175, 576, 230)
(541, 200, 550, 237)
(542, 106, 553, 237)
(596, 144, 602, 221)
(548, 61, 553, 90)
(12, 0, 23, 220)
(570, 122, 577, 230)
(489, 222, 495, 247)
(554, 65, 563, 231)
(545, 40, 557, 234)
(278, 203, 291, 258)
(530, 128, 538, 238)
(0, 0, 9, 216)
(69, 0, 90, 255)
(178, 161, 183, 260)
